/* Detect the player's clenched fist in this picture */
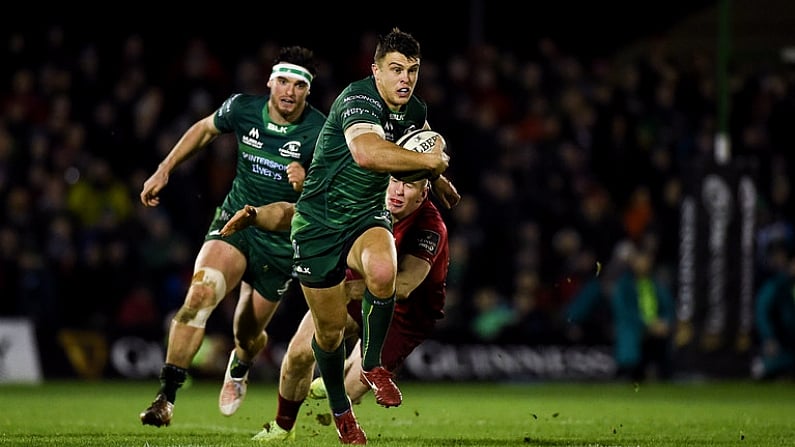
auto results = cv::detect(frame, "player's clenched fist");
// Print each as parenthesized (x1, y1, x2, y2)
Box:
(140, 169, 169, 207)
(428, 137, 449, 178)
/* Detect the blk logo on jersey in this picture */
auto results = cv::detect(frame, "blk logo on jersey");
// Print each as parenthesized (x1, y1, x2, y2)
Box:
(267, 122, 288, 134)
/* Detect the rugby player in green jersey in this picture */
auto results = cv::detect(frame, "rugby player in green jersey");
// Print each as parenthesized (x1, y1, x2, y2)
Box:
(216, 174, 450, 443)
(287, 28, 452, 444)
(138, 46, 326, 428)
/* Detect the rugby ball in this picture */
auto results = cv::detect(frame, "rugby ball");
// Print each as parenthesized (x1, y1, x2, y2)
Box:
(392, 129, 446, 182)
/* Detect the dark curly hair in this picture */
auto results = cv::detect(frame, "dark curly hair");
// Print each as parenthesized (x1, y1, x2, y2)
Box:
(374, 27, 421, 63)
(274, 46, 319, 79)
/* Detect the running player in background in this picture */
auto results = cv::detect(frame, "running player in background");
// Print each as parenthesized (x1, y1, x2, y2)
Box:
(217, 175, 449, 442)
(285, 27, 451, 444)
(138, 46, 326, 428)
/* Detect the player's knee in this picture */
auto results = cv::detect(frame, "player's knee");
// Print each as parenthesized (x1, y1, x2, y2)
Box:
(192, 267, 227, 300)
(286, 340, 315, 367)
(368, 261, 394, 282)
(312, 330, 344, 352)
(176, 267, 227, 328)
(364, 269, 395, 297)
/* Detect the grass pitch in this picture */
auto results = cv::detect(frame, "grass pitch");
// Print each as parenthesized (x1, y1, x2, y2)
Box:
(0, 379, 793, 446)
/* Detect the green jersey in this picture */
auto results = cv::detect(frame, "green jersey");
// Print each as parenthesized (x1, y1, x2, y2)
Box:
(206, 93, 325, 299)
(290, 76, 428, 287)
(295, 76, 428, 231)
(213, 93, 326, 258)
(215, 93, 326, 211)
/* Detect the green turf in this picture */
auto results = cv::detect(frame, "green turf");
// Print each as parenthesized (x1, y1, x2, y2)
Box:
(0, 379, 793, 446)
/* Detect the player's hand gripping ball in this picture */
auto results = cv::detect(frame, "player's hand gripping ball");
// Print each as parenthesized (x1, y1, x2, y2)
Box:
(392, 129, 446, 182)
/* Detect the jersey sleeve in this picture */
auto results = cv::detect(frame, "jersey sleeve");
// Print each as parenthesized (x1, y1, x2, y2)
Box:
(401, 204, 446, 265)
(337, 87, 384, 130)
(213, 93, 244, 133)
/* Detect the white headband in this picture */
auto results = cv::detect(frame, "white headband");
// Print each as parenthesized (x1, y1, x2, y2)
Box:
(269, 62, 313, 86)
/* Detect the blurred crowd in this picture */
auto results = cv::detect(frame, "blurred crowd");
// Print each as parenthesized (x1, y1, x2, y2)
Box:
(2, 25, 795, 376)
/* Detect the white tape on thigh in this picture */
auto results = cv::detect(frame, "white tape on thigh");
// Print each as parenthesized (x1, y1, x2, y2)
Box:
(187, 267, 227, 328)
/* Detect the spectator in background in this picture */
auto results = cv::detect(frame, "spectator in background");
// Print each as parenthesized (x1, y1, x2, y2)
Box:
(611, 237, 676, 381)
(572, 184, 624, 268)
(470, 286, 516, 343)
(66, 156, 134, 232)
(135, 209, 191, 314)
(503, 268, 553, 344)
(564, 240, 634, 346)
(115, 282, 160, 336)
(564, 274, 613, 346)
(621, 185, 654, 245)
(752, 248, 795, 380)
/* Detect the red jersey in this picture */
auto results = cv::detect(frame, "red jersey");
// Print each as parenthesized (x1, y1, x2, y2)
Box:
(347, 199, 448, 332)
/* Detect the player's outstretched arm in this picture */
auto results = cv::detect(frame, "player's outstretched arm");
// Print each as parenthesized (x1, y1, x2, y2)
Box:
(220, 202, 295, 237)
(140, 114, 220, 207)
